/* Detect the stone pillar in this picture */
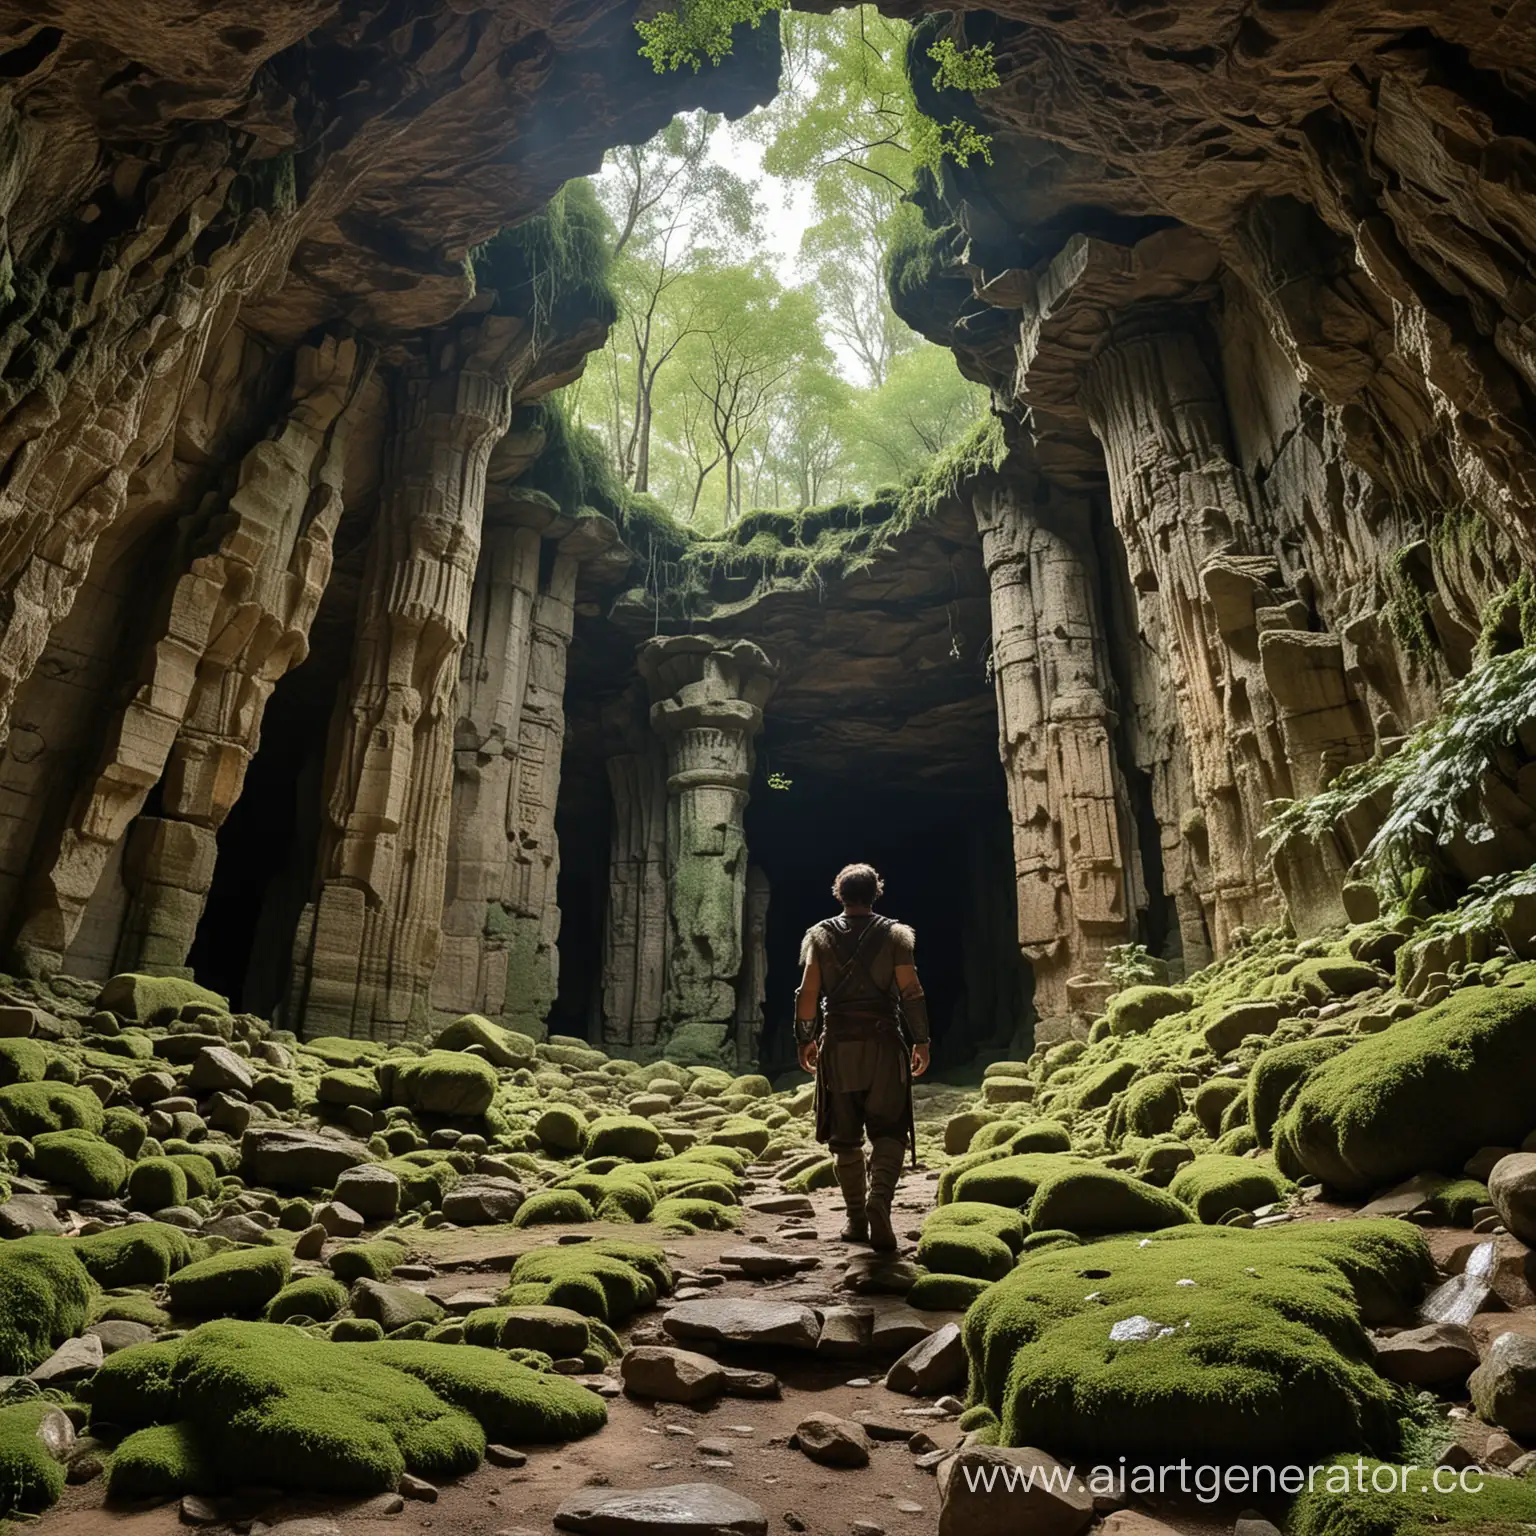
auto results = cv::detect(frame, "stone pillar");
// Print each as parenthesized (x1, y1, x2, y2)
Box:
(601, 738, 670, 1052)
(432, 516, 543, 1019)
(498, 547, 579, 1039)
(639, 636, 776, 1067)
(9, 330, 371, 977)
(733, 864, 771, 1068)
(1080, 306, 1336, 947)
(974, 477, 1134, 1030)
(295, 315, 525, 1040)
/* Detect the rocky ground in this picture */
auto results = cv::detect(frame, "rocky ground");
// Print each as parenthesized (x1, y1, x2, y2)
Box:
(5, 916, 1536, 1536)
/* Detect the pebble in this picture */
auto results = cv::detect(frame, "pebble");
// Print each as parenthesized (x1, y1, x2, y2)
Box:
(895, 1501, 924, 1514)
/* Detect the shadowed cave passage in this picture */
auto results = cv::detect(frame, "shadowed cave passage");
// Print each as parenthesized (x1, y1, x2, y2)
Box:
(747, 769, 1028, 1076)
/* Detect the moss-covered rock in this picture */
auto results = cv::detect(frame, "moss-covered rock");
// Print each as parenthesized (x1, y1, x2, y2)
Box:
(101, 1105, 149, 1157)
(72, 1222, 201, 1286)
(1107, 986, 1193, 1036)
(1168, 1154, 1290, 1225)
(129, 1155, 189, 1211)
(964, 1222, 1432, 1461)
(0, 1238, 96, 1373)
(582, 1115, 662, 1162)
(168, 1245, 291, 1317)
(0, 1038, 49, 1086)
(503, 1242, 668, 1325)
(168, 1150, 220, 1199)
(266, 1275, 349, 1324)
(1275, 981, 1536, 1193)
(534, 1105, 585, 1153)
(650, 1195, 739, 1233)
(0, 1399, 69, 1514)
(96, 972, 229, 1024)
(1288, 1456, 1536, 1535)
(917, 1202, 1026, 1281)
(96, 1319, 603, 1496)
(1026, 1165, 1193, 1236)
(461, 1304, 592, 1358)
(329, 1239, 409, 1284)
(1192, 1078, 1246, 1136)
(433, 1014, 535, 1068)
(512, 1188, 595, 1227)
(0, 1080, 104, 1138)
(30, 1128, 129, 1196)
(1249, 1037, 1351, 1146)
(909, 1272, 991, 1310)
(383, 1051, 497, 1118)
(1279, 957, 1384, 1005)
(948, 1152, 1074, 1210)
(706, 1117, 772, 1155)
(1106, 1073, 1184, 1144)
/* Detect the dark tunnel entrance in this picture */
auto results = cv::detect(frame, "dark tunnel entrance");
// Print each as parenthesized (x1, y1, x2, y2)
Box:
(746, 761, 1028, 1078)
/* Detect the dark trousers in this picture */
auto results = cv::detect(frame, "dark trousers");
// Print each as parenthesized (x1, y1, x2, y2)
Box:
(816, 1024, 908, 1152)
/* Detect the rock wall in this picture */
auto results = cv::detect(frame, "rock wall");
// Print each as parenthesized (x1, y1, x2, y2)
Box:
(889, 0, 1536, 1037)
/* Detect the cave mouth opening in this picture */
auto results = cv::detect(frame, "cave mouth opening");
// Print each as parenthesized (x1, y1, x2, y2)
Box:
(746, 752, 1028, 1078)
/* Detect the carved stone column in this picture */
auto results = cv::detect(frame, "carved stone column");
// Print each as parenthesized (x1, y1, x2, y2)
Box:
(295, 315, 525, 1040)
(601, 734, 670, 1052)
(432, 513, 543, 1019)
(639, 636, 776, 1067)
(733, 864, 771, 1067)
(974, 476, 1134, 1029)
(10, 331, 371, 977)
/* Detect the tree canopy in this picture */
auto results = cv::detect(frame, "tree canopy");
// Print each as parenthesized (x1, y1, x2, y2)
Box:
(559, 7, 989, 533)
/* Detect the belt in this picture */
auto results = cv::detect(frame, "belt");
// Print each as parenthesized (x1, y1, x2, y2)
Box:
(822, 1009, 901, 1035)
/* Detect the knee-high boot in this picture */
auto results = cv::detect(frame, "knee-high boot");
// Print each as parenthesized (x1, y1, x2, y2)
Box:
(866, 1136, 905, 1253)
(834, 1149, 868, 1242)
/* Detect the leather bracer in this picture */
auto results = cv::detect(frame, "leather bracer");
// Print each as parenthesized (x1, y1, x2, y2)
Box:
(901, 991, 930, 1043)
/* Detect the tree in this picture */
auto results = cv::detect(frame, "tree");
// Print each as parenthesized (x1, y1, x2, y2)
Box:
(673, 263, 829, 525)
(844, 346, 987, 485)
(590, 113, 759, 491)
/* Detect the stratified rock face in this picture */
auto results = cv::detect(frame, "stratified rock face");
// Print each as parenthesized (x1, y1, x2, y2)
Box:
(0, 0, 778, 1038)
(889, 1, 1536, 1029)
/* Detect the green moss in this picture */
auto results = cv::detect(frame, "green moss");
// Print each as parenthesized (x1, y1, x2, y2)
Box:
(0, 1238, 96, 1372)
(129, 1156, 189, 1211)
(167, 1151, 220, 1199)
(1066, 1059, 1141, 1113)
(582, 1115, 663, 1162)
(168, 1246, 291, 1317)
(1215, 1125, 1261, 1157)
(1423, 1177, 1488, 1226)
(706, 1117, 772, 1155)
(266, 1276, 349, 1324)
(330, 1318, 385, 1342)
(965, 1222, 1432, 1461)
(1169, 1155, 1290, 1225)
(433, 1014, 535, 1068)
(917, 1202, 1027, 1280)
(462, 1304, 591, 1357)
(1288, 1456, 1536, 1535)
(1193, 1078, 1246, 1136)
(0, 1039, 48, 1086)
(910, 1272, 991, 1310)
(95, 972, 228, 1024)
(534, 1105, 585, 1153)
(504, 1245, 665, 1324)
(0, 1401, 68, 1514)
(329, 1239, 408, 1285)
(72, 1222, 201, 1287)
(1008, 1121, 1073, 1155)
(557, 1169, 657, 1223)
(93, 1292, 170, 1328)
(301, 1037, 387, 1069)
(513, 1188, 594, 1226)
(30, 1128, 128, 1196)
(1108, 986, 1193, 1037)
(1026, 1165, 1193, 1236)
(380, 1156, 459, 1210)
(1250, 1038, 1351, 1146)
(1106, 1073, 1184, 1144)
(948, 1152, 1075, 1210)
(384, 1052, 497, 1118)
(0, 1080, 104, 1138)
(650, 1196, 739, 1232)
(783, 1156, 836, 1194)
(102, 1105, 148, 1157)
(107, 1420, 214, 1497)
(1280, 958, 1385, 1005)
(1275, 980, 1536, 1192)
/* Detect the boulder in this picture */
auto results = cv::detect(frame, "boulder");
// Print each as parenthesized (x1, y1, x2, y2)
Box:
(793, 1412, 870, 1468)
(0, 1193, 64, 1237)
(351, 1279, 443, 1332)
(554, 1483, 767, 1535)
(663, 1298, 821, 1351)
(333, 1163, 402, 1221)
(96, 972, 228, 1025)
(242, 1127, 372, 1190)
(620, 1346, 726, 1403)
(433, 1013, 535, 1068)
(1373, 1323, 1480, 1387)
(30, 1333, 105, 1385)
(937, 1447, 1093, 1536)
(187, 1045, 254, 1096)
(441, 1175, 524, 1225)
(1489, 1153, 1536, 1245)
(1470, 1331, 1536, 1438)
(887, 1323, 966, 1395)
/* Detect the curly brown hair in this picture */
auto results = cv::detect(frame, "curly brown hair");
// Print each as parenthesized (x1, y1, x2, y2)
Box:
(833, 863, 884, 908)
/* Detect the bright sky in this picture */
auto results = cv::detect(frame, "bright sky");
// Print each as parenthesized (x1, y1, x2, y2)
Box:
(706, 120, 816, 287)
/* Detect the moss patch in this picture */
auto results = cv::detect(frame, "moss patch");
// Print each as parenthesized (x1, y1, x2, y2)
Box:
(1026, 1166, 1194, 1236)
(0, 1238, 96, 1372)
(1287, 1456, 1536, 1535)
(72, 1222, 201, 1287)
(513, 1188, 595, 1227)
(964, 1221, 1432, 1461)
(0, 1400, 68, 1514)
(1169, 1155, 1290, 1225)
(1275, 980, 1536, 1193)
(167, 1246, 291, 1317)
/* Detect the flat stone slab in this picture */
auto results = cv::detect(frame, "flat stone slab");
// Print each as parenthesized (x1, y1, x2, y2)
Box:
(554, 1482, 768, 1535)
(716, 1248, 820, 1278)
(663, 1298, 821, 1351)
(745, 1194, 815, 1217)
